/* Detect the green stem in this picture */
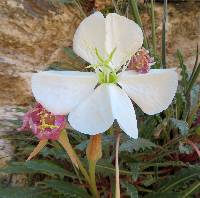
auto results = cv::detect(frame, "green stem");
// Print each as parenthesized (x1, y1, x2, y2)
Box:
(112, 0, 121, 15)
(69, 150, 99, 198)
(186, 63, 200, 96)
(89, 161, 100, 198)
(182, 181, 200, 198)
(150, 0, 157, 56)
(162, 0, 167, 68)
(130, 0, 148, 49)
(189, 44, 199, 83)
(73, 0, 87, 18)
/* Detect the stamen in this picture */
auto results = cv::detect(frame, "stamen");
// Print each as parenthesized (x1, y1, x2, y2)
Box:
(39, 110, 59, 132)
(89, 48, 119, 84)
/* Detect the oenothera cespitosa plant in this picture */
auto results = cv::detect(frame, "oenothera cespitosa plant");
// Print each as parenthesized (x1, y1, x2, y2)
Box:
(19, 12, 178, 197)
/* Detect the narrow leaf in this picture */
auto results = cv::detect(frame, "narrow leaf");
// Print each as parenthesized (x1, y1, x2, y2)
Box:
(144, 192, 181, 198)
(0, 187, 43, 198)
(158, 166, 200, 192)
(44, 180, 89, 198)
(25, 160, 76, 178)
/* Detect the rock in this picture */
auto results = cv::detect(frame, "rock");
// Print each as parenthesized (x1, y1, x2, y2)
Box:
(0, 0, 82, 105)
(0, 105, 27, 184)
(0, 106, 25, 167)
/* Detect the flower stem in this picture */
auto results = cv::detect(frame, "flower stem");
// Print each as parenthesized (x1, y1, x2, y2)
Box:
(115, 131, 121, 198)
(86, 134, 102, 197)
(59, 131, 98, 196)
(64, 145, 98, 197)
(60, 134, 90, 182)
(89, 160, 100, 198)
(162, 0, 167, 68)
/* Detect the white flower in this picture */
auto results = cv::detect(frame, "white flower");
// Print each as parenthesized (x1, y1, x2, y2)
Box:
(32, 12, 178, 139)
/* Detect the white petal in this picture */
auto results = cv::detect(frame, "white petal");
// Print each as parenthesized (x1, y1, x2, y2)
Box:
(105, 13, 143, 68)
(109, 84, 138, 138)
(118, 69, 178, 115)
(73, 12, 105, 65)
(68, 84, 114, 135)
(32, 71, 98, 115)
(68, 84, 138, 138)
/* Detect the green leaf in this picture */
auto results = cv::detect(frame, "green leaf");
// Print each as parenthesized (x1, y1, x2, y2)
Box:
(170, 118, 189, 135)
(41, 147, 67, 159)
(46, 64, 66, 71)
(190, 84, 200, 111)
(144, 192, 181, 198)
(63, 47, 78, 60)
(175, 92, 186, 119)
(25, 160, 76, 178)
(186, 45, 200, 95)
(0, 162, 36, 174)
(181, 180, 200, 198)
(143, 175, 157, 187)
(121, 182, 138, 198)
(75, 140, 88, 151)
(0, 161, 76, 179)
(139, 116, 159, 139)
(119, 138, 156, 152)
(177, 49, 189, 93)
(96, 160, 115, 177)
(44, 180, 89, 198)
(158, 166, 200, 192)
(130, 163, 140, 181)
(0, 187, 45, 198)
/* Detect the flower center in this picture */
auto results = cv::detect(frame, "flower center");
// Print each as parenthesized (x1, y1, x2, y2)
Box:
(88, 48, 119, 84)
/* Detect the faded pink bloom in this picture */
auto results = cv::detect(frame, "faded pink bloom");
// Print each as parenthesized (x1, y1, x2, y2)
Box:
(18, 103, 66, 140)
(128, 48, 155, 73)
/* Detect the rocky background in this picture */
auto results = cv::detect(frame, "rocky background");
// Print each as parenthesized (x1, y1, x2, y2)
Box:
(0, 0, 199, 173)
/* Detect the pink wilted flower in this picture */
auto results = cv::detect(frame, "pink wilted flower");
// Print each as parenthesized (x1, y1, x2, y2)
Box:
(19, 103, 66, 140)
(19, 104, 78, 166)
(128, 47, 155, 73)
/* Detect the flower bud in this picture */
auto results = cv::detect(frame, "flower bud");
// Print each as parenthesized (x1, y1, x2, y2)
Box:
(86, 134, 102, 162)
